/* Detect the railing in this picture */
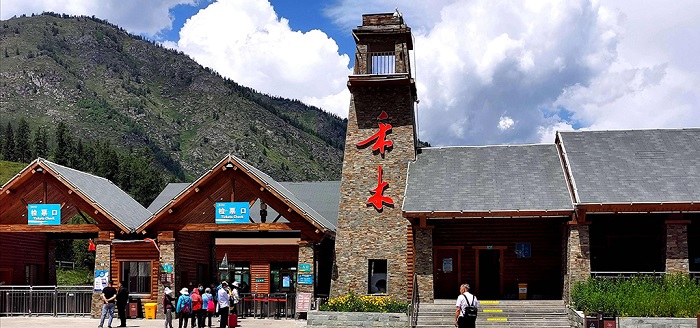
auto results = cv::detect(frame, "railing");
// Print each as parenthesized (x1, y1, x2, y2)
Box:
(691, 271, 700, 280)
(356, 51, 399, 75)
(0, 285, 93, 316)
(408, 274, 419, 328)
(238, 292, 295, 319)
(55, 261, 76, 270)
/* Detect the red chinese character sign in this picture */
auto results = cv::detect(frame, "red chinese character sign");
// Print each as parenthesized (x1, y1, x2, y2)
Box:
(357, 111, 395, 211)
(367, 166, 394, 210)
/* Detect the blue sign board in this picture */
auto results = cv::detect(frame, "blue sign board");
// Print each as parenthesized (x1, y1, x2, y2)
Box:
(298, 263, 311, 273)
(27, 204, 61, 225)
(215, 202, 250, 224)
(515, 243, 531, 258)
(298, 274, 313, 285)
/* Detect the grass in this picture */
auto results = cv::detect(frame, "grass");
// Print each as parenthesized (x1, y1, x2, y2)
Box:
(571, 273, 700, 317)
(0, 160, 27, 185)
(56, 268, 93, 286)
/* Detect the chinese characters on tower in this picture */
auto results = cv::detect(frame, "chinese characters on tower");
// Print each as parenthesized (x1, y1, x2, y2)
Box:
(357, 111, 394, 210)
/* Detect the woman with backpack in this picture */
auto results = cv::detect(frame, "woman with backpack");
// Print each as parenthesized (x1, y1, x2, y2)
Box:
(190, 287, 203, 328)
(176, 288, 192, 328)
(454, 283, 479, 328)
(202, 288, 215, 328)
(162, 287, 175, 328)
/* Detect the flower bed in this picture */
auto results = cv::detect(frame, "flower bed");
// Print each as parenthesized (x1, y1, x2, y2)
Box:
(319, 291, 409, 313)
(309, 292, 410, 327)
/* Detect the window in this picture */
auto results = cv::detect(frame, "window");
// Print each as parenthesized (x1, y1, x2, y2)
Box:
(228, 262, 250, 293)
(122, 261, 151, 294)
(368, 259, 387, 294)
(25, 264, 39, 285)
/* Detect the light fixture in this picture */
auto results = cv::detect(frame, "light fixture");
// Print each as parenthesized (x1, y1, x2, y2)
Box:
(260, 201, 268, 223)
(35, 167, 43, 172)
(225, 163, 234, 168)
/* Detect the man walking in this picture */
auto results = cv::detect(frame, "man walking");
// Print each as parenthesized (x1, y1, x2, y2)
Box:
(454, 283, 479, 328)
(116, 281, 129, 327)
(98, 281, 117, 328)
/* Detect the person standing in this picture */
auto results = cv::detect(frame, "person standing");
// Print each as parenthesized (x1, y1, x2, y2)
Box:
(116, 281, 129, 327)
(98, 281, 117, 328)
(190, 286, 203, 328)
(454, 283, 479, 328)
(230, 282, 240, 315)
(162, 287, 175, 328)
(176, 288, 192, 328)
(202, 288, 214, 328)
(217, 282, 230, 328)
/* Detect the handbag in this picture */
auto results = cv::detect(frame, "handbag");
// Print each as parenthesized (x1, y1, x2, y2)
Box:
(207, 299, 215, 312)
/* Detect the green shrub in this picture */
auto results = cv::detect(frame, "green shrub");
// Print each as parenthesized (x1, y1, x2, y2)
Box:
(56, 268, 92, 286)
(320, 291, 409, 313)
(571, 273, 700, 317)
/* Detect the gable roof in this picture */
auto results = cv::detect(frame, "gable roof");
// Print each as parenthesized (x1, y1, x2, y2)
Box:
(138, 155, 336, 234)
(557, 128, 700, 204)
(403, 144, 573, 215)
(1, 158, 151, 232)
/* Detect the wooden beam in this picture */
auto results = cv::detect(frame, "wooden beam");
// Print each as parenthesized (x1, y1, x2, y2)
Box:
(159, 222, 296, 232)
(0, 224, 101, 233)
(402, 210, 574, 218)
(580, 203, 700, 213)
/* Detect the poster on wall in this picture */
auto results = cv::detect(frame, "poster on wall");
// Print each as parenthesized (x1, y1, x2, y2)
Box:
(215, 202, 250, 224)
(27, 204, 61, 225)
(94, 270, 109, 292)
(282, 275, 291, 288)
(442, 258, 453, 273)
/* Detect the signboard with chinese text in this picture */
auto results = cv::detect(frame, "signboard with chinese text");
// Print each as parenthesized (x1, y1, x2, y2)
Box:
(295, 292, 313, 313)
(215, 202, 249, 224)
(298, 263, 311, 273)
(27, 204, 61, 225)
(298, 274, 313, 285)
(94, 269, 109, 292)
(254, 278, 265, 283)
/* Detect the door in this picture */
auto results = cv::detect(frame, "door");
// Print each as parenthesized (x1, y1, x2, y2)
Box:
(434, 248, 459, 299)
(477, 249, 501, 299)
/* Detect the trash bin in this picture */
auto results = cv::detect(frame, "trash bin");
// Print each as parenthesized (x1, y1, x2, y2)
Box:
(144, 302, 157, 319)
(585, 315, 600, 328)
(518, 283, 527, 300)
(603, 316, 616, 328)
(129, 298, 141, 318)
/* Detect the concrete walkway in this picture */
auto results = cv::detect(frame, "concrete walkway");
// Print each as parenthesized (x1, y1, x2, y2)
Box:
(0, 316, 307, 328)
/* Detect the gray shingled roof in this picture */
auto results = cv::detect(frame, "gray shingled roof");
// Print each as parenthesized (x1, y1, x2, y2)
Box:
(403, 145, 573, 213)
(41, 158, 152, 231)
(558, 128, 700, 204)
(149, 181, 340, 229)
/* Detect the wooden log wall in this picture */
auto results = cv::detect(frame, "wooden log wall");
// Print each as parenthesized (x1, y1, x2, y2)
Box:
(432, 218, 567, 299)
(0, 232, 48, 285)
(111, 241, 160, 303)
(176, 231, 213, 289)
(216, 245, 298, 294)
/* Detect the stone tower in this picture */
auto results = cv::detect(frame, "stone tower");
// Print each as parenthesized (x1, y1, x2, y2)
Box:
(332, 13, 417, 299)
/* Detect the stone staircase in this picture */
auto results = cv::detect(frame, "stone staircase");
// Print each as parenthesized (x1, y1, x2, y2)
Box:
(415, 299, 570, 327)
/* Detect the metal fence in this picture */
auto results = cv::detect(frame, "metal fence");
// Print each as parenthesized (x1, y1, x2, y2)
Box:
(0, 285, 93, 316)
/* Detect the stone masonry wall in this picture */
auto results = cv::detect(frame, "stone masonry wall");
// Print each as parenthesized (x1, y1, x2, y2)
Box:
(297, 242, 315, 294)
(665, 222, 689, 273)
(91, 240, 111, 318)
(565, 224, 590, 302)
(332, 84, 416, 299)
(308, 311, 408, 327)
(414, 229, 434, 303)
(158, 236, 175, 320)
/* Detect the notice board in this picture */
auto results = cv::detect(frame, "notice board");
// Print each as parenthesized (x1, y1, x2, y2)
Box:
(295, 292, 313, 313)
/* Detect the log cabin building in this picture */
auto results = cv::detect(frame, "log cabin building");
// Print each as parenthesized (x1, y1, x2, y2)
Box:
(1, 12, 699, 319)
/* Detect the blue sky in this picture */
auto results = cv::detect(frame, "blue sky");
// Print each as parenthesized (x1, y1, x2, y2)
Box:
(1, 0, 699, 147)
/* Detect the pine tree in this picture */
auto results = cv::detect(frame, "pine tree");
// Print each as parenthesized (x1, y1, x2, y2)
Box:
(15, 118, 32, 163)
(3, 122, 16, 161)
(53, 121, 69, 165)
(32, 127, 49, 158)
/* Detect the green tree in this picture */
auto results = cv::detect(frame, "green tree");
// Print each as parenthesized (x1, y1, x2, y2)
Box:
(15, 118, 32, 162)
(32, 126, 49, 158)
(3, 122, 16, 161)
(53, 121, 69, 165)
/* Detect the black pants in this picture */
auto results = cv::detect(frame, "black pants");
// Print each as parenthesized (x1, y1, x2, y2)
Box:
(178, 313, 189, 328)
(457, 315, 476, 328)
(218, 307, 229, 328)
(117, 303, 127, 327)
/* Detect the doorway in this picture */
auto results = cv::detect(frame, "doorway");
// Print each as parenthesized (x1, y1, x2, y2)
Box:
(474, 246, 504, 299)
(434, 247, 462, 299)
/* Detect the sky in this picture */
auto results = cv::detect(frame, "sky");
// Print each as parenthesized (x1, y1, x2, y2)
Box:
(2, 0, 699, 147)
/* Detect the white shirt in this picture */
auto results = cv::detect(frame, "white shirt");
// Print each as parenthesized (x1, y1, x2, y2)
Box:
(217, 287, 230, 308)
(455, 292, 479, 317)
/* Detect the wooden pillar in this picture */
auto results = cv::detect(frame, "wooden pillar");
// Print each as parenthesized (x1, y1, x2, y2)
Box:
(297, 241, 315, 295)
(91, 231, 113, 318)
(665, 218, 691, 274)
(565, 222, 591, 302)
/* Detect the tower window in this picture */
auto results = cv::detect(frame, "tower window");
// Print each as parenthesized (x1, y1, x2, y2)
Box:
(370, 53, 396, 74)
(368, 259, 387, 294)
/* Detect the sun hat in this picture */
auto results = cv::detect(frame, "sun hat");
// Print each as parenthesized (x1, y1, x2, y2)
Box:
(221, 281, 228, 286)
(180, 287, 188, 295)
(164, 287, 172, 295)
(232, 281, 240, 287)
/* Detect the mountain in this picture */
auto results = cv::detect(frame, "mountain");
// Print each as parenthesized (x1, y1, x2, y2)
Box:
(0, 13, 346, 182)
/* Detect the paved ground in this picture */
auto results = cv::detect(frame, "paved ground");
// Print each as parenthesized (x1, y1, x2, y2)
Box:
(0, 316, 307, 328)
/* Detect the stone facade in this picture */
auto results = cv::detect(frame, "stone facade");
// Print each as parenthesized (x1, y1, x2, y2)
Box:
(414, 229, 434, 302)
(565, 224, 590, 301)
(308, 311, 408, 327)
(664, 221, 690, 273)
(297, 241, 315, 294)
(91, 236, 112, 318)
(158, 232, 175, 320)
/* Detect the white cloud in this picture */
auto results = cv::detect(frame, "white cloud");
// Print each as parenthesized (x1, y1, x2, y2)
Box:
(498, 116, 515, 130)
(0, 0, 197, 36)
(171, 0, 352, 117)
